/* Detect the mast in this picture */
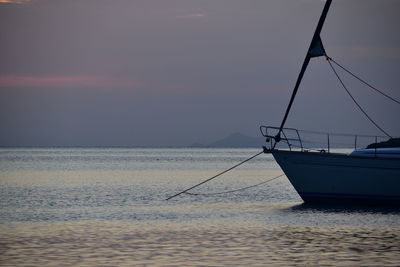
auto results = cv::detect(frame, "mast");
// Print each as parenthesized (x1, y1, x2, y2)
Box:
(274, 0, 332, 144)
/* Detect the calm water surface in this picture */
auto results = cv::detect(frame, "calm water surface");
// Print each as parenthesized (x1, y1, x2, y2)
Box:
(0, 148, 399, 266)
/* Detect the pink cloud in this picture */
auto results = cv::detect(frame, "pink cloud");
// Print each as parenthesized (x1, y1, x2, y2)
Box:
(0, 75, 139, 89)
(175, 13, 206, 19)
(0, 0, 30, 3)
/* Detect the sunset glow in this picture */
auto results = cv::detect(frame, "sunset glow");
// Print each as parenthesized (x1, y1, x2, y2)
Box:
(0, 0, 30, 3)
(0, 75, 137, 89)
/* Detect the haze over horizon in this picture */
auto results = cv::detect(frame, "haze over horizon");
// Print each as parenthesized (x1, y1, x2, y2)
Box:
(1, 0, 399, 147)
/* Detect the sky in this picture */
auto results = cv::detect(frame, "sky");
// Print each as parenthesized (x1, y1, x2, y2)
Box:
(0, 0, 399, 147)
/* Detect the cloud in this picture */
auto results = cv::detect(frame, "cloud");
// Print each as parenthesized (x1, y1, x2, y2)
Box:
(0, 75, 139, 89)
(0, 0, 30, 3)
(175, 13, 206, 19)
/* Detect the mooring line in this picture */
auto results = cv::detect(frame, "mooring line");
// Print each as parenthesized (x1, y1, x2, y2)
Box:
(183, 173, 285, 196)
(165, 151, 264, 200)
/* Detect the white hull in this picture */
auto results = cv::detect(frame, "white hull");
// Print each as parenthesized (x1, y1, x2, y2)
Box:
(271, 150, 400, 204)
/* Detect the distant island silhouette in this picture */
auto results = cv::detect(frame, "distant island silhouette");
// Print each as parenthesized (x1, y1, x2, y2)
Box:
(191, 132, 265, 148)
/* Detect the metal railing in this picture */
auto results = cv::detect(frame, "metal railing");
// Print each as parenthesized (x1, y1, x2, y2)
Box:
(260, 125, 386, 153)
(260, 126, 303, 151)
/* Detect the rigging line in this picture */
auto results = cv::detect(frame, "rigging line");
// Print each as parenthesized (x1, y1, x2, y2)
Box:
(166, 151, 264, 200)
(326, 59, 392, 138)
(329, 58, 400, 105)
(184, 174, 285, 196)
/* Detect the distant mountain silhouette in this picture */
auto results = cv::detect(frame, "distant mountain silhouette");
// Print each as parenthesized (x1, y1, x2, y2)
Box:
(192, 132, 265, 148)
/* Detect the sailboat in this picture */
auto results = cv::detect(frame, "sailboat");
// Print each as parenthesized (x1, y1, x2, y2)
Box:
(262, 0, 400, 204)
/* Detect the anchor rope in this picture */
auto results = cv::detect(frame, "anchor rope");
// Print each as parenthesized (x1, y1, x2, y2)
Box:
(184, 173, 285, 196)
(326, 57, 392, 138)
(166, 151, 264, 200)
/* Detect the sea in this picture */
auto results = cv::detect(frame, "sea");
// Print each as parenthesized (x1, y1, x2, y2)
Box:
(0, 148, 399, 266)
